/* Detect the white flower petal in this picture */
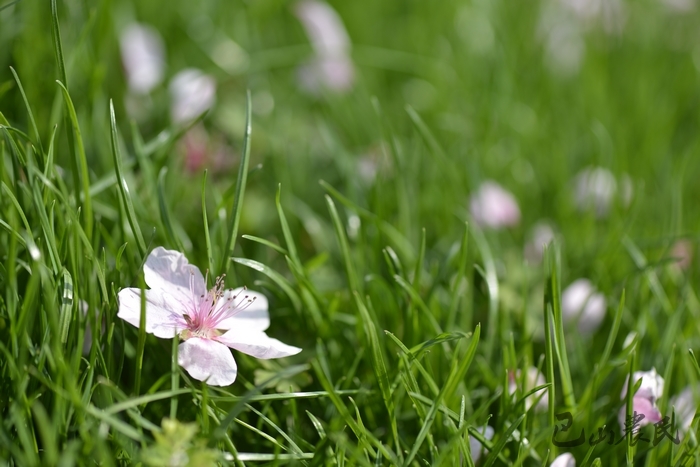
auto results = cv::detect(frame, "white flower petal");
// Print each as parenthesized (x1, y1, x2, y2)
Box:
(144, 247, 206, 307)
(574, 167, 616, 217)
(170, 69, 216, 124)
(215, 287, 270, 331)
(561, 279, 606, 334)
(117, 288, 186, 338)
(620, 368, 664, 403)
(508, 367, 548, 412)
(120, 23, 165, 94)
(178, 338, 238, 386)
(670, 385, 699, 433)
(469, 425, 494, 463)
(469, 181, 521, 229)
(217, 330, 302, 359)
(294, 0, 351, 57)
(551, 452, 576, 467)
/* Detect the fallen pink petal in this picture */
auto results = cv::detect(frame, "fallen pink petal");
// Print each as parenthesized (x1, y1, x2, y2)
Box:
(618, 368, 665, 431)
(120, 23, 166, 94)
(561, 279, 606, 334)
(117, 247, 301, 386)
(469, 181, 521, 229)
(294, 0, 355, 93)
(169, 69, 217, 124)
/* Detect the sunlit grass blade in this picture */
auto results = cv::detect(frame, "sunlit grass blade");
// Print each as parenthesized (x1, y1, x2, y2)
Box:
(56, 81, 92, 241)
(325, 194, 361, 294)
(354, 293, 400, 461)
(200, 170, 214, 278)
(9, 67, 43, 156)
(232, 257, 302, 311)
(219, 90, 252, 277)
(157, 167, 185, 252)
(109, 100, 146, 257)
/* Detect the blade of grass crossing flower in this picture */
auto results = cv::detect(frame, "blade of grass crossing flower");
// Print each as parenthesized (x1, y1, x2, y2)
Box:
(354, 293, 400, 461)
(242, 234, 288, 255)
(134, 275, 147, 395)
(326, 195, 361, 294)
(109, 100, 146, 257)
(219, 90, 252, 277)
(157, 167, 185, 252)
(170, 336, 179, 420)
(56, 81, 92, 241)
(232, 257, 302, 311)
(200, 170, 214, 279)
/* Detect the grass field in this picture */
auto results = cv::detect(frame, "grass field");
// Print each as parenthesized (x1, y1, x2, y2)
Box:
(2, 0, 700, 465)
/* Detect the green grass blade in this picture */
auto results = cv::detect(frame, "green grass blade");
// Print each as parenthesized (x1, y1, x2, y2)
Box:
(157, 167, 185, 252)
(201, 170, 214, 278)
(109, 100, 146, 257)
(56, 80, 92, 241)
(232, 257, 302, 311)
(354, 293, 400, 461)
(219, 90, 252, 276)
(325, 195, 360, 294)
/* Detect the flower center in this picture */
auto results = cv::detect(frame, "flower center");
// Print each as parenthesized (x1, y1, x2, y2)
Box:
(179, 272, 257, 340)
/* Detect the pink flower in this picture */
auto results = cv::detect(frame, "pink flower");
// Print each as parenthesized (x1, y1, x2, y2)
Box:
(169, 69, 217, 124)
(561, 279, 606, 334)
(469, 181, 521, 229)
(551, 453, 576, 467)
(120, 23, 165, 94)
(294, 0, 355, 93)
(618, 368, 664, 431)
(117, 247, 302, 386)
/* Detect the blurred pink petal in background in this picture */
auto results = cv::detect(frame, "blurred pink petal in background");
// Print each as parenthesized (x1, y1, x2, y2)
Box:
(294, 0, 355, 93)
(169, 69, 217, 124)
(120, 23, 166, 94)
(470, 181, 521, 229)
